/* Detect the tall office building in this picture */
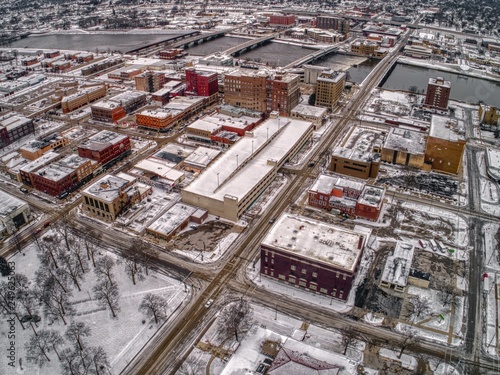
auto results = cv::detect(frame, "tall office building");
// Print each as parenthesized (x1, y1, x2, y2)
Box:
(315, 71, 346, 109)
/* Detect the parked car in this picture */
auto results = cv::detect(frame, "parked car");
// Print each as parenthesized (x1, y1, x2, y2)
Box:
(204, 299, 214, 308)
(19, 187, 28, 194)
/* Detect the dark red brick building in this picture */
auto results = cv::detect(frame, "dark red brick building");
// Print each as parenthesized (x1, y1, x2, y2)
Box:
(424, 77, 451, 110)
(260, 214, 369, 301)
(78, 130, 131, 167)
(269, 14, 296, 27)
(185, 68, 218, 97)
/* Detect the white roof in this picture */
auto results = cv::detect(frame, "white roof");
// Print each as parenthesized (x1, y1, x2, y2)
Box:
(186, 119, 222, 134)
(184, 146, 221, 168)
(291, 103, 327, 118)
(429, 115, 465, 142)
(310, 174, 364, 195)
(0, 190, 28, 219)
(147, 203, 197, 236)
(83, 174, 130, 203)
(134, 159, 184, 182)
(183, 117, 313, 203)
(262, 214, 367, 273)
(486, 147, 500, 180)
(383, 127, 426, 154)
(380, 242, 414, 287)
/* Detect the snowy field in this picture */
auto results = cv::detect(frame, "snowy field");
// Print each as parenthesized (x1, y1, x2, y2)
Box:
(0, 236, 188, 375)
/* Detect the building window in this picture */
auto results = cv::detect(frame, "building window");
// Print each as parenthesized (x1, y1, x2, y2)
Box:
(291, 265, 296, 271)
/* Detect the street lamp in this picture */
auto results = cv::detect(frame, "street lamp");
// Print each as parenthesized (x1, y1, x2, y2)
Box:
(236, 154, 239, 168)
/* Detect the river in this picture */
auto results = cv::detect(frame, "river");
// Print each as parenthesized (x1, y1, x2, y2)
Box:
(382, 63, 500, 107)
(8, 31, 188, 53)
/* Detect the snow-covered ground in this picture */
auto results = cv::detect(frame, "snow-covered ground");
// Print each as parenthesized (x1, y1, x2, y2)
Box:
(184, 302, 367, 375)
(0, 236, 189, 375)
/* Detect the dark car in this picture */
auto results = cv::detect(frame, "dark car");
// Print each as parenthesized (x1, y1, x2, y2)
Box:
(21, 314, 41, 323)
(19, 187, 29, 194)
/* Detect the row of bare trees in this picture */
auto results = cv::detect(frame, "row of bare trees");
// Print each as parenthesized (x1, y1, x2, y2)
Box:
(25, 321, 110, 374)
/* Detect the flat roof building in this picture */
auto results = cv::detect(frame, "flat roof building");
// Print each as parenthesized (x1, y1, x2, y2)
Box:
(0, 190, 31, 237)
(260, 213, 369, 301)
(182, 116, 314, 221)
(379, 242, 415, 293)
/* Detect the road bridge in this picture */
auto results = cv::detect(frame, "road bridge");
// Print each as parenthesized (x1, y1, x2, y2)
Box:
(283, 45, 339, 69)
(172, 29, 234, 50)
(223, 33, 279, 56)
(126, 31, 200, 54)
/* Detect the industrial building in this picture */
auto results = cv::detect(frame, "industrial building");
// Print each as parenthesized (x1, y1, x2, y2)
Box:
(0, 113, 35, 148)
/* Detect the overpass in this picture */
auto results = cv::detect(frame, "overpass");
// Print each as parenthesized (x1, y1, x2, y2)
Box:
(283, 45, 339, 69)
(223, 33, 279, 56)
(127, 31, 200, 54)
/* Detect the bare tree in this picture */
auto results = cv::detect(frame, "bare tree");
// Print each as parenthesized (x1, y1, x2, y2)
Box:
(58, 248, 86, 291)
(142, 246, 159, 276)
(139, 293, 168, 324)
(88, 346, 110, 375)
(217, 298, 253, 342)
(407, 295, 431, 321)
(46, 330, 65, 360)
(81, 228, 102, 268)
(122, 253, 145, 285)
(15, 273, 41, 333)
(35, 265, 70, 294)
(25, 330, 53, 367)
(38, 276, 75, 325)
(0, 280, 26, 330)
(60, 347, 88, 375)
(94, 255, 115, 284)
(397, 327, 418, 359)
(36, 236, 61, 269)
(65, 321, 91, 351)
(69, 236, 89, 275)
(178, 357, 203, 375)
(439, 285, 456, 308)
(93, 279, 120, 318)
(341, 329, 358, 355)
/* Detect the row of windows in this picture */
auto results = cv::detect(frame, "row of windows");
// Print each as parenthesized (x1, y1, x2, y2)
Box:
(84, 195, 110, 213)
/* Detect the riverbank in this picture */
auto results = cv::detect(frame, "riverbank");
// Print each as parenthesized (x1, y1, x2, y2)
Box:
(398, 57, 500, 84)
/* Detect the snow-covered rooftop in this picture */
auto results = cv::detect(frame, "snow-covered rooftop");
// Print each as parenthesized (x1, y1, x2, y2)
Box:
(183, 146, 221, 169)
(358, 185, 385, 208)
(332, 125, 384, 162)
(309, 174, 364, 195)
(380, 242, 415, 287)
(0, 190, 28, 218)
(291, 103, 328, 118)
(20, 151, 61, 173)
(429, 115, 465, 142)
(83, 174, 131, 202)
(486, 147, 500, 181)
(383, 127, 426, 154)
(146, 202, 197, 236)
(79, 130, 128, 151)
(183, 117, 313, 203)
(262, 214, 367, 273)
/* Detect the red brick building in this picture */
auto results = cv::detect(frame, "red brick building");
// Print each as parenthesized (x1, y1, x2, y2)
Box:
(185, 68, 219, 97)
(269, 14, 296, 27)
(424, 77, 451, 110)
(78, 130, 131, 167)
(308, 174, 385, 221)
(260, 214, 369, 301)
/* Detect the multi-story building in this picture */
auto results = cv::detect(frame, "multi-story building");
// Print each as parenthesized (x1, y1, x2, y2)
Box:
(224, 69, 300, 116)
(381, 127, 427, 169)
(424, 115, 465, 174)
(78, 130, 131, 168)
(182, 115, 314, 221)
(159, 49, 187, 60)
(136, 96, 206, 132)
(90, 101, 127, 123)
(315, 71, 346, 109)
(81, 174, 151, 222)
(20, 133, 70, 161)
(316, 16, 350, 34)
(330, 125, 384, 179)
(266, 72, 300, 116)
(260, 214, 369, 301)
(479, 104, 500, 126)
(308, 174, 385, 221)
(224, 69, 268, 113)
(0, 113, 35, 148)
(19, 152, 61, 186)
(185, 68, 219, 97)
(305, 28, 344, 44)
(0, 190, 32, 238)
(61, 84, 107, 113)
(135, 71, 166, 93)
(269, 14, 296, 27)
(31, 155, 95, 197)
(424, 77, 451, 110)
(350, 39, 388, 57)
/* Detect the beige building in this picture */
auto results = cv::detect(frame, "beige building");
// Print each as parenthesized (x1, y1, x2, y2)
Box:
(81, 174, 151, 222)
(315, 71, 346, 109)
(19, 133, 70, 161)
(182, 115, 314, 221)
(381, 127, 427, 169)
(61, 84, 107, 113)
(290, 103, 327, 129)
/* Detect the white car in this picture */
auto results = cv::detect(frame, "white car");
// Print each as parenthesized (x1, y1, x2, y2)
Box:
(204, 299, 214, 308)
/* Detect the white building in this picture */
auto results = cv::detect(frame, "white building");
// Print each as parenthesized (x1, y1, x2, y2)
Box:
(0, 190, 32, 238)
